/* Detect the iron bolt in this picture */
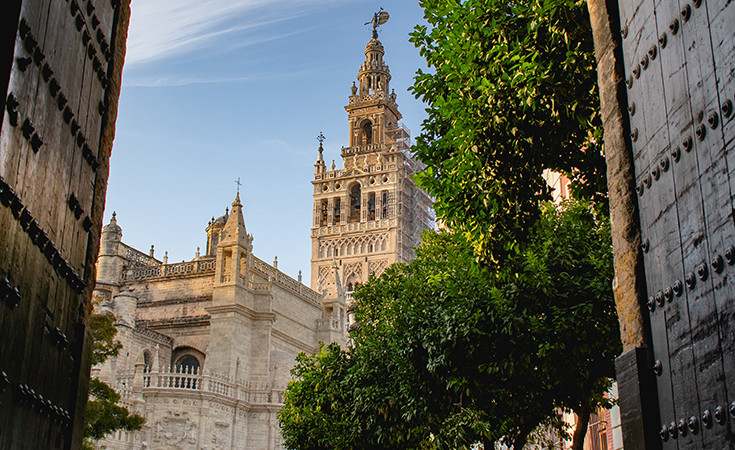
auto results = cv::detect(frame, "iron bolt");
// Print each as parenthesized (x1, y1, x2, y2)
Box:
(696, 124, 706, 141)
(683, 136, 693, 152)
(702, 409, 713, 428)
(678, 418, 687, 436)
(712, 255, 724, 274)
(697, 263, 708, 281)
(669, 421, 678, 438)
(723, 100, 733, 119)
(660, 156, 670, 172)
(708, 112, 719, 129)
(649, 45, 658, 60)
(670, 18, 679, 35)
(686, 272, 696, 289)
(664, 286, 673, 302)
(673, 279, 683, 296)
(653, 360, 663, 375)
(726, 246, 735, 265)
(672, 146, 681, 162)
(659, 33, 667, 48)
(714, 406, 724, 424)
(688, 416, 699, 434)
(681, 4, 691, 22)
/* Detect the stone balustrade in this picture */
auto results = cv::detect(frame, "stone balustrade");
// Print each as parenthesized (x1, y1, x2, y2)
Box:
(122, 257, 216, 281)
(117, 367, 285, 405)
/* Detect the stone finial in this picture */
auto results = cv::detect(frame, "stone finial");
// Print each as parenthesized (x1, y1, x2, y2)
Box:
(195, 247, 200, 259)
(149, 245, 154, 257)
(163, 251, 168, 265)
(298, 270, 303, 283)
(351, 81, 357, 96)
(331, 160, 336, 171)
(225, 207, 229, 216)
(273, 256, 278, 269)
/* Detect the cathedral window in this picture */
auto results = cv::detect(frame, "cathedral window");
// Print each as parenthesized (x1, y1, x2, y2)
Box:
(368, 192, 376, 220)
(361, 121, 373, 145)
(382, 191, 390, 218)
(349, 183, 361, 223)
(334, 198, 341, 224)
(320, 199, 328, 226)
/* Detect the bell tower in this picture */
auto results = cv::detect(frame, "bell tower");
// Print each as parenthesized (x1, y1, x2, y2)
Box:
(310, 11, 433, 303)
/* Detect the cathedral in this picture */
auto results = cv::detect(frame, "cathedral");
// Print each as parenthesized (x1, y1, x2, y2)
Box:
(91, 20, 433, 450)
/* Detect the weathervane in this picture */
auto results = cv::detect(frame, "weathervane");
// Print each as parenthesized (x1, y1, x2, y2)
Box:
(365, 8, 389, 39)
(317, 132, 326, 155)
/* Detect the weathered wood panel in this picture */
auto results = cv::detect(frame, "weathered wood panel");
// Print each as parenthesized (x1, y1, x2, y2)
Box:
(0, 0, 130, 448)
(617, 0, 735, 447)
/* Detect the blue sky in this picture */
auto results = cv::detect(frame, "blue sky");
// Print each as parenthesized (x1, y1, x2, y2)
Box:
(105, 1, 429, 281)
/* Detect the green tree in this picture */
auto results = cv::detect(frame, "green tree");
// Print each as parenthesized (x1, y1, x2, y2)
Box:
(410, 0, 606, 264)
(278, 343, 356, 450)
(83, 311, 144, 448)
(279, 201, 620, 449)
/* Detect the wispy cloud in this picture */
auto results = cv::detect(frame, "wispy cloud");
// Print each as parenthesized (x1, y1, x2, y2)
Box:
(122, 67, 319, 88)
(126, 0, 340, 65)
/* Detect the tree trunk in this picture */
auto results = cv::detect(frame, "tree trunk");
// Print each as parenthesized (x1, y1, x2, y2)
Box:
(571, 402, 592, 450)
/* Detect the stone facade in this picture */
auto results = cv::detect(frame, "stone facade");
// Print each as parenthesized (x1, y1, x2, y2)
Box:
(92, 195, 346, 449)
(310, 34, 434, 309)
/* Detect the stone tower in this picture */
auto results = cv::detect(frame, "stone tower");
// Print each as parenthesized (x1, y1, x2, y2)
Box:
(310, 24, 433, 300)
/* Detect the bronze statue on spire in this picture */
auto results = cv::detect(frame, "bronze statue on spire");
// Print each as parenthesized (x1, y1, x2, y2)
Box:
(365, 8, 389, 39)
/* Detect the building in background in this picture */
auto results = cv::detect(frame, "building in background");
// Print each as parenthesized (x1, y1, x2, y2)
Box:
(310, 25, 434, 312)
(0, 1, 131, 448)
(92, 196, 345, 449)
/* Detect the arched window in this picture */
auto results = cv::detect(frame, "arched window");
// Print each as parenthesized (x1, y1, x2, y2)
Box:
(143, 350, 152, 369)
(333, 198, 341, 224)
(361, 121, 373, 145)
(349, 184, 361, 223)
(382, 191, 390, 218)
(320, 199, 328, 226)
(368, 193, 376, 220)
(176, 355, 200, 373)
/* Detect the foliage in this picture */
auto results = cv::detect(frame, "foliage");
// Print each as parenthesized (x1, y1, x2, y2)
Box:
(88, 310, 123, 366)
(84, 311, 144, 445)
(409, 0, 606, 263)
(278, 343, 356, 450)
(279, 201, 621, 449)
(85, 378, 145, 440)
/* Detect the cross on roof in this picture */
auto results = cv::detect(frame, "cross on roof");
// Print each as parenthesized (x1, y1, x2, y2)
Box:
(317, 132, 326, 146)
(235, 177, 242, 194)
